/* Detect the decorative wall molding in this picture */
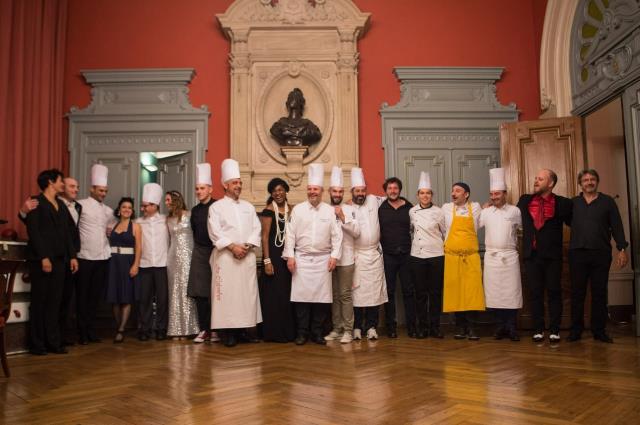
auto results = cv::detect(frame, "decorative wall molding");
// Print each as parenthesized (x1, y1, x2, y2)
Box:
(570, 0, 640, 115)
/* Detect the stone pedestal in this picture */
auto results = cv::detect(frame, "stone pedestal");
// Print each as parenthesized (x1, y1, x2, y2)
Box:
(281, 146, 309, 187)
(217, 0, 370, 205)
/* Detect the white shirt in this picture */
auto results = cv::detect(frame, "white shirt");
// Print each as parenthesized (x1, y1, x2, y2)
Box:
(352, 194, 382, 250)
(208, 196, 261, 250)
(336, 203, 360, 267)
(61, 198, 79, 225)
(409, 203, 446, 258)
(136, 213, 169, 268)
(441, 202, 482, 239)
(77, 197, 114, 260)
(283, 201, 343, 259)
(479, 204, 522, 251)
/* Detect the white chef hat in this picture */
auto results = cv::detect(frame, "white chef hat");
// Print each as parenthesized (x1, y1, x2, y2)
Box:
(196, 163, 212, 186)
(350, 167, 366, 188)
(90, 164, 108, 187)
(330, 166, 343, 188)
(418, 171, 432, 191)
(307, 163, 324, 187)
(489, 167, 507, 191)
(221, 158, 241, 183)
(142, 183, 163, 205)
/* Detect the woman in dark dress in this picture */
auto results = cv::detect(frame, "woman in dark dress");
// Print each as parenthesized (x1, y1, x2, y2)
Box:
(258, 178, 296, 342)
(106, 197, 141, 343)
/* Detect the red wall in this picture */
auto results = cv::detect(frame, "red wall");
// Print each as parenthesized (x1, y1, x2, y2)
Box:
(64, 0, 547, 198)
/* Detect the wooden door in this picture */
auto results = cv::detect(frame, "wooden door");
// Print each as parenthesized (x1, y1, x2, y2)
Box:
(500, 117, 584, 330)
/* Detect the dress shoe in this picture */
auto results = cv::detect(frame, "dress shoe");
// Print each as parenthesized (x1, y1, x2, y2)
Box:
(416, 330, 427, 339)
(407, 329, 418, 338)
(566, 332, 582, 342)
(138, 333, 149, 342)
(387, 329, 398, 339)
(311, 335, 327, 345)
(295, 335, 307, 345)
(238, 331, 260, 343)
(88, 336, 102, 343)
(429, 328, 444, 339)
(223, 334, 238, 347)
(62, 339, 76, 347)
(508, 331, 520, 342)
(593, 333, 613, 343)
(454, 327, 468, 340)
(29, 348, 47, 356)
(156, 331, 167, 341)
(49, 346, 68, 354)
(467, 328, 480, 341)
(78, 338, 89, 346)
(493, 326, 507, 340)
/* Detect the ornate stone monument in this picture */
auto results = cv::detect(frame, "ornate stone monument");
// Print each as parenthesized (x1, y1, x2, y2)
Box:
(217, 0, 370, 204)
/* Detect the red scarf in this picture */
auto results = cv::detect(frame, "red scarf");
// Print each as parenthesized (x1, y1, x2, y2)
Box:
(528, 194, 556, 248)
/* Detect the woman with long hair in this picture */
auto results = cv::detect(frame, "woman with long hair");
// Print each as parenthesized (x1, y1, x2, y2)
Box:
(165, 190, 199, 339)
(106, 197, 142, 343)
(258, 178, 296, 342)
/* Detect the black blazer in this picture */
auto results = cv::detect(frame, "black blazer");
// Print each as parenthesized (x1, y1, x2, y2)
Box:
(517, 193, 572, 260)
(25, 193, 76, 262)
(19, 196, 81, 255)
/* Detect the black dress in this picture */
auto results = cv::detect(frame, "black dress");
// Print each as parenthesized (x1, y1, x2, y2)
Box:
(258, 208, 295, 342)
(106, 220, 139, 304)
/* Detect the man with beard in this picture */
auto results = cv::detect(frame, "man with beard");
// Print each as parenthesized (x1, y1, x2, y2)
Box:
(517, 169, 572, 343)
(188, 163, 218, 344)
(479, 168, 523, 341)
(378, 177, 415, 338)
(324, 166, 360, 344)
(567, 169, 628, 343)
(76, 164, 115, 345)
(284, 163, 343, 345)
(20, 176, 82, 345)
(24, 169, 78, 355)
(350, 168, 388, 341)
(442, 182, 485, 340)
(208, 159, 262, 347)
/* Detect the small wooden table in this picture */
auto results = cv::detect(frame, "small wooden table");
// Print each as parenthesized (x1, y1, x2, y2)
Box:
(0, 240, 27, 377)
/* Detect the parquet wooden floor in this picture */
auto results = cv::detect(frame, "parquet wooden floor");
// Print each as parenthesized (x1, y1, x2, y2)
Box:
(1, 329, 639, 425)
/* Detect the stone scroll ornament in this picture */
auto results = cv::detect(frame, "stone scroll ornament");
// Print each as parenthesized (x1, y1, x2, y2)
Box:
(270, 88, 322, 148)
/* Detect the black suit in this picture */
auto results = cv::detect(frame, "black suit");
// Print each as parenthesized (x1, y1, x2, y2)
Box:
(517, 194, 572, 334)
(25, 193, 76, 352)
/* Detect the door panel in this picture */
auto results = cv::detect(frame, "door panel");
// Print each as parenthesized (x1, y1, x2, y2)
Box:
(86, 152, 140, 210)
(157, 152, 192, 214)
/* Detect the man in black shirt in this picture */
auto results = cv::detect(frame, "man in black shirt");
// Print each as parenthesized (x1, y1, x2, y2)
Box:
(378, 177, 416, 338)
(567, 169, 628, 343)
(188, 163, 216, 343)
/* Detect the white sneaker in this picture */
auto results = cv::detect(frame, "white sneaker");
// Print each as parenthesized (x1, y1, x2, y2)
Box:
(340, 332, 353, 344)
(193, 330, 209, 343)
(549, 333, 561, 343)
(532, 332, 544, 342)
(324, 331, 342, 341)
(353, 329, 362, 340)
(366, 328, 378, 340)
(209, 332, 221, 343)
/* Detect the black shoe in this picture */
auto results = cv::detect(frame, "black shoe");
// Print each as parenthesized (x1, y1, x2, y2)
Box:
(566, 332, 582, 342)
(416, 330, 427, 339)
(295, 335, 307, 345)
(593, 333, 613, 343)
(156, 331, 167, 341)
(508, 331, 520, 342)
(454, 327, 467, 339)
(429, 328, 444, 339)
(311, 335, 327, 345)
(467, 328, 480, 341)
(493, 327, 507, 340)
(407, 329, 418, 338)
(78, 338, 89, 346)
(238, 331, 260, 343)
(62, 339, 75, 347)
(387, 329, 398, 339)
(88, 336, 102, 343)
(29, 348, 47, 356)
(138, 333, 149, 342)
(223, 334, 238, 347)
(49, 346, 68, 354)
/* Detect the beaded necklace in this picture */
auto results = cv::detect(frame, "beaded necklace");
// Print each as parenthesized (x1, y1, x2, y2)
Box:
(272, 201, 288, 248)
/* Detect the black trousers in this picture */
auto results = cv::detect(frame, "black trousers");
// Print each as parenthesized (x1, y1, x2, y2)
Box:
(194, 296, 211, 332)
(410, 255, 444, 330)
(294, 302, 329, 338)
(138, 267, 168, 334)
(60, 266, 78, 341)
(492, 308, 518, 332)
(76, 258, 108, 340)
(28, 257, 65, 351)
(383, 252, 416, 331)
(569, 249, 612, 335)
(524, 254, 563, 333)
(354, 306, 379, 331)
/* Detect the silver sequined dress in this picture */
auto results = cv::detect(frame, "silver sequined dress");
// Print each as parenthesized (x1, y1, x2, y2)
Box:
(167, 213, 200, 336)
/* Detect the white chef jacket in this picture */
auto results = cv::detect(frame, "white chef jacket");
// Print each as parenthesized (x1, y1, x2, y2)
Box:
(207, 196, 262, 250)
(77, 197, 114, 261)
(136, 213, 169, 268)
(283, 201, 343, 259)
(336, 203, 360, 267)
(409, 203, 446, 258)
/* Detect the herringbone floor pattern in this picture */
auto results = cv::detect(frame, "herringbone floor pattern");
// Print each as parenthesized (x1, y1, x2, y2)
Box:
(1, 329, 639, 424)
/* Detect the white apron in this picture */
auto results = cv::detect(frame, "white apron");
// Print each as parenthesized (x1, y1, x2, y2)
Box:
(483, 248, 522, 309)
(210, 248, 263, 328)
(290, 252, 332, 303)
(352, 247, 388, 307)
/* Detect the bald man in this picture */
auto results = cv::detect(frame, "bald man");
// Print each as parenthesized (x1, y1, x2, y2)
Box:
(517, 169, 572, 344)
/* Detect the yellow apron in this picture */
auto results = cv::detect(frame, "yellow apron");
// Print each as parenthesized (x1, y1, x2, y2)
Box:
(442, 203, 485, 312)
